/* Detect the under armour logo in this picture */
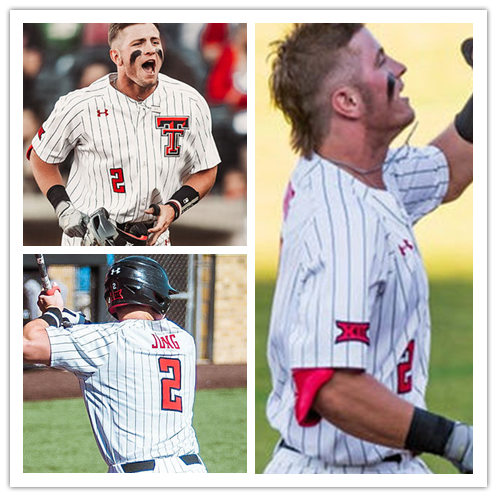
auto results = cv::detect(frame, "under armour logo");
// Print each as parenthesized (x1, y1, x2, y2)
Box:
(110, 267, 121, 275)
(97, 109, 109, 117)
(335, 321, 370, 345)
(399, 239, 414, 256)
(155, 116, 190, 156)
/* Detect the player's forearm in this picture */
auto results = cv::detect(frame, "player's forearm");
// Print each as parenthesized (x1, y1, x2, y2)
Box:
(29, 149, 64, 195)
(184, 166, 218, 199)
(430, 123, 473, 203)
(313, 369, 414, 449)
(430, 37, 473, 204)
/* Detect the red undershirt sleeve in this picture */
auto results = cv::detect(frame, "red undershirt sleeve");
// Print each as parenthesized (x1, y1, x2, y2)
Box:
(292, 368, 335, 427)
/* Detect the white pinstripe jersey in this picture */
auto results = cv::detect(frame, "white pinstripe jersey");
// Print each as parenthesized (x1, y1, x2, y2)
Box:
(47, 317, 200, 467)
(266, 146, 449, 467)
(30, 73, 220, 230)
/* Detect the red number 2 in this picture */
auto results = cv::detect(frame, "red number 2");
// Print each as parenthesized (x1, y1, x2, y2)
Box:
(110, 168, 126, 193)
(397, 339, 415, 394)
(158, 358, 183, 412)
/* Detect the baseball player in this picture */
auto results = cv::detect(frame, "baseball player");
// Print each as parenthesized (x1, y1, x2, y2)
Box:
(27, 23, 220, 246)
(23, 256, 206, 473)
(264, 24, 473, 474)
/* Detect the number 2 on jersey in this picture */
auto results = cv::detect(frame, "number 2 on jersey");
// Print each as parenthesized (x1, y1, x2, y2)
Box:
(110, 168, 126, 193)
(397, 339, 415, 394)
(158, 357, 183, 412)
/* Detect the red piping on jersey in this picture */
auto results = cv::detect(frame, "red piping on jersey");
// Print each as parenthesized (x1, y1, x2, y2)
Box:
(292, 368, 335, 427)
(26, 145, 33, 160)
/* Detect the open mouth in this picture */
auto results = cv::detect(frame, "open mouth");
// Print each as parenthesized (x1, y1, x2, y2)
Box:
(142, 60, 156, 74)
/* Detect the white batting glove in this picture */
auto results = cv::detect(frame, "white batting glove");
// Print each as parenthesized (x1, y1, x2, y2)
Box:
(443, 422, 473, 473)
(62, 308, 88, 325)
(55, 201, 89, 238)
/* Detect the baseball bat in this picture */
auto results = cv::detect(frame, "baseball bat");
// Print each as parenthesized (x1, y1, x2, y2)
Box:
(34, 254, 52, 291)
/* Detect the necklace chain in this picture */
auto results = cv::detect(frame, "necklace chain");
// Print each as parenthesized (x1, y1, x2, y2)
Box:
(328, 122, 419, 178)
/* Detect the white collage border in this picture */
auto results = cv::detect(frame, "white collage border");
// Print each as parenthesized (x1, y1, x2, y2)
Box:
(7, 4, 489, 493)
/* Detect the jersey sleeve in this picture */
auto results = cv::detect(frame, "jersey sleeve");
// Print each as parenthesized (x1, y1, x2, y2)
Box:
(287, 191, 378, 372)
(385, 145, 449, 223)
(188, 93, 221, 174)
(47, 322, 120, 375)
(292, 368, 334, 427)
(30, 93, 84, 164)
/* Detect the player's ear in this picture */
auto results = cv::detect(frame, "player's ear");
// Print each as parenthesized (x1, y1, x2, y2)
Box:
(331, 86, 362, 119)
(109, 48, 123, 67)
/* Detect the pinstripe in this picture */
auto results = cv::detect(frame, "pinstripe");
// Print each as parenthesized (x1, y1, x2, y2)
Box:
(30, 73, 220, 245)
(319, 162, 336, 368)
(264, 447, 431, 474)
(265, 148, 449, 472)
(47, 318, 200, 470)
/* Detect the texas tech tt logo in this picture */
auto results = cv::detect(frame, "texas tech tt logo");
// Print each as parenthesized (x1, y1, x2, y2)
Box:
(155, 116, 190, 156)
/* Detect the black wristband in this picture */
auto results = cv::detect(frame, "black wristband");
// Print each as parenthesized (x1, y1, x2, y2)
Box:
(165, 200, 181, 220)
(40, 307, 63, 328)
(404, 407, 455, 456)
(46, 185, 71, 210)
(166, 185, 200, 220)
(455, 94, 473, 143)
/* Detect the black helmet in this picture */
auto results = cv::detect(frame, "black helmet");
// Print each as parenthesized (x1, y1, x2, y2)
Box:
(104, 256, 178, 318)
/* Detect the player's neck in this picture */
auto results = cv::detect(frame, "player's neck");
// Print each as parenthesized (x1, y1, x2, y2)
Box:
(318, 130, 388, 189)
(118, 306, 163, 321)
(113, 75, 158, 102)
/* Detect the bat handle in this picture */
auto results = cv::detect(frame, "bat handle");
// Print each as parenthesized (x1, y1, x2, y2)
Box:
(34, 254, 52, 291)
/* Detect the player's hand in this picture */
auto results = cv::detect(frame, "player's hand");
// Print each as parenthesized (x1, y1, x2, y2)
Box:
(37, 283, 64, 313)
(443, 422, 473, 473)
(61, 308, 88, 327)
(55, 201, 89, 238)
(144, 204, 175, 245)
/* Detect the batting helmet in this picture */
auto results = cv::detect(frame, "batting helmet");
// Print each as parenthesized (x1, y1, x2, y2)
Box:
(104, 256, 178, 318)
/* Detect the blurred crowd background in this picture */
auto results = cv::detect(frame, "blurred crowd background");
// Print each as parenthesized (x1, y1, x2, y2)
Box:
(23, 23, 247, 245)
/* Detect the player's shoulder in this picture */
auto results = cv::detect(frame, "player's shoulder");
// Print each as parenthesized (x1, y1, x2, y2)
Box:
(162, 318, 192, 336)
(52, 74, 110, 112)
(133, 317, 191, 335)
(68, 320, 120, 335)
(157, 73, 208, 103)
(291, 153, 368, 207)
(384, 144, 447, 176)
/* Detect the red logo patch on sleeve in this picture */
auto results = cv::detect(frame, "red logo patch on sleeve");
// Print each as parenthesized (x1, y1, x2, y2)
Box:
(37, 126, 45, 139)
(335, 321, 370, 345)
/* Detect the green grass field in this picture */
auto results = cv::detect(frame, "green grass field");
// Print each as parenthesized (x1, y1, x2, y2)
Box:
(23, 387, 246, 473)
(255, 278, 472, 474)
